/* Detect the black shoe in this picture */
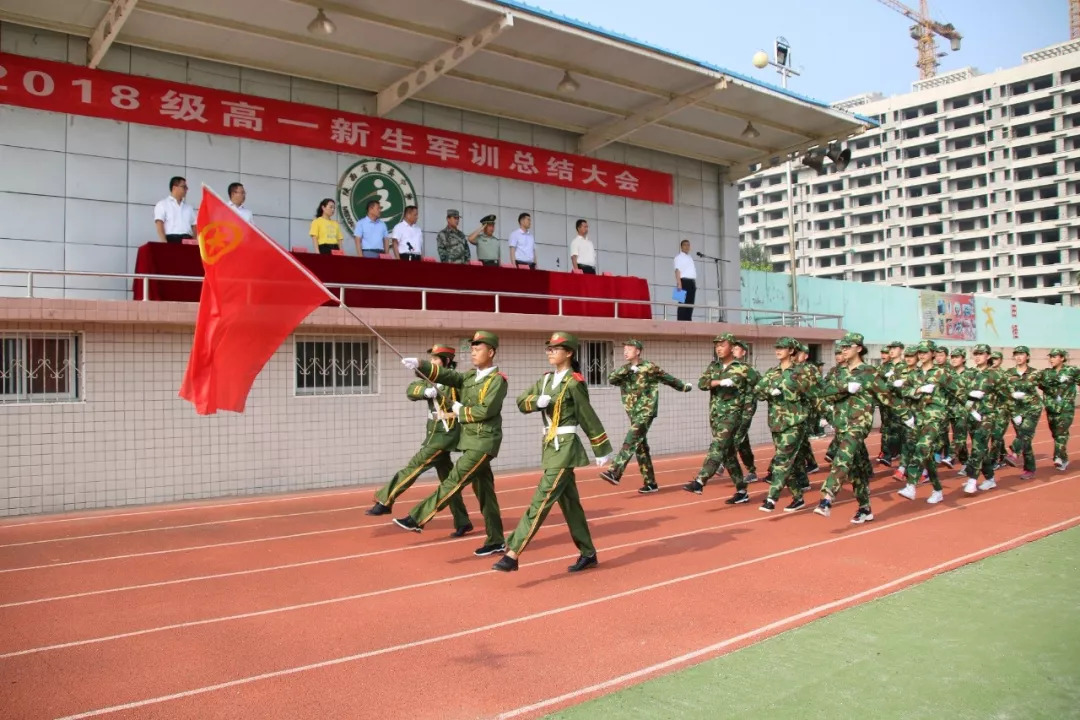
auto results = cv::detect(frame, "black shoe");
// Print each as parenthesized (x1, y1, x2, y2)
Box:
(366, 502, 391, 516)
(683, 480, 704, 495)
(567, 554, 598, 573)
(599, 469, 620, 486)
(784, 498, 806, 513)
(799, 482, 812, 492)
(393, 516, 421, 533)
(851, 506, 875, 524)
(450, 523, 474, 538)
(760, 497, 776, 512)
(725, 490, 750, 505)
(474, 542, 506, 557)
(638, 483, 659, 494)
(806, 464, 820, 474)
(745, 471, 759, 483)
(492, 555, 518, 572)
(877, 456, 893, 468)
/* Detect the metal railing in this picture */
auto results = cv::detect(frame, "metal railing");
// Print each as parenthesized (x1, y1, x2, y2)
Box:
(0, 268, 844, 328)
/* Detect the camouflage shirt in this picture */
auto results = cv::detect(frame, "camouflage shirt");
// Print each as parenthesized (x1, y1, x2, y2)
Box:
(697, 359, 752, 430)
(609, 361, 691, 421)
(1037, 365, 1080, 415)
(740, 365, 762, 416)
(956, 365, 1010, 424)
(1003, 367, 1044, 415)
(817, 363, 888, 435)
(436, 225, 470, 263)
(903, 364, 954, 426)
(754, 362, 814, 433)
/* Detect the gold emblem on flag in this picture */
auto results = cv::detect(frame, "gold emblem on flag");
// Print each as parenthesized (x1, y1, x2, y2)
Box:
(198, 222, 244, 265)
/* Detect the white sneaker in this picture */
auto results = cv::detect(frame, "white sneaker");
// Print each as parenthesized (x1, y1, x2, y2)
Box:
(964, 479, 978, 495)
(898, 484, 917, 501)
(979, 478, 997, 492)
(1054, 458, 1068, 472)
(927, 490, 944, 504)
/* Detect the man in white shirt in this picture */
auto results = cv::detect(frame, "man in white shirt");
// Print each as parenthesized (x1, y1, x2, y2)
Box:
(508, 213, 537, 269)
(673, 238, 697, 321)
(226, 182, 253, 224)
(153, 176, 197, 244)
(569, 219, 596, 274)
(391, 205, 423, 261)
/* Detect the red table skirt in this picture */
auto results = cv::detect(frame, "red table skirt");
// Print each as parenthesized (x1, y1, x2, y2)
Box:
(132, 243, 651, 319)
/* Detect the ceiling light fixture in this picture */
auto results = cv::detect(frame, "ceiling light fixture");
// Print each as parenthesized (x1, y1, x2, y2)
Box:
(741, 121, 760, 139)
(556, 71, 580, 94)
(307, 8, 336, 35)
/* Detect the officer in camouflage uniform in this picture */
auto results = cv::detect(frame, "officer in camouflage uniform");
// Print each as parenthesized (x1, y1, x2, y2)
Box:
(436, 209, 470, 263)
(494, 332, 613, 573)
(944, 348, 974, 468)
(814, 332, 888, 524)
(1002, 345, 1044, 480)
(755, 337, 816, 512)
(1038, 349, 1079, 471)
(396, 330, 507, 557)
(366, 343, 472, 536)
(731, 340, 761, 482)
(896, 340, 953, 503)
(601, 339, 692, 491)
(683, 333, 752, 499)
(958, 344, 1009, 493)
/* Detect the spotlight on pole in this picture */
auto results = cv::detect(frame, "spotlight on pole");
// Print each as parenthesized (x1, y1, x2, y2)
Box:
(800, 143, 851, 175)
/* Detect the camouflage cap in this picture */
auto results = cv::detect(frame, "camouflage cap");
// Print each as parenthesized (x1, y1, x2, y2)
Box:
(798, 342, 810, 354)
(774, 336, 800, 350)
(934, 345, 949, 355)
(1013, 345, 1030, 355)
(915, 340, 935, 353)
(622, 338, 644, 350)
(712, 332, 737, 344)
(546, 331, 578, 354)
(446, 209, 461, 218)
(470, 329, 499, 349)
(990, 351, 1003, 360)
(734, 339, 750, 351)
(429, 343, 456, 357)
(950, 348, 966, 358)
(814, 360, 826, 367)
(1049, 348, 1068, 357)
(879, 346, 890, 354)
(903, 346, 918, 357)
(887, 340, 905, 349)
(837, 331, 865, 348)
(973, 343, 991, 354)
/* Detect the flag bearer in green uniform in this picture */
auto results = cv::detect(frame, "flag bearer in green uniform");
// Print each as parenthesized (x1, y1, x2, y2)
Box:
(494, 332, 613, 573)
(600, 339, 692, 492)
(397, 331, 507, 556)
(1038, 349, 1079, 471)
(366, 343, 473, 537)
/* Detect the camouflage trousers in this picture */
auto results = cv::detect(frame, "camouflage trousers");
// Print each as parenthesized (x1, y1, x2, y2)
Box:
(697, 418, 745, 489)
(1009, 409, 1042, 472)
(903, 420, 943, 492)
(946, 411, 971, 464)
(820, 428, 873, 507)
(374, 445, 471, 531)
(608, 416, 657, 486)
(880, 407, 903, 460)
(767, 424, 810, 502)
(1047, 408, 1074, 464)
(734, 411, 756, 473)
(991, 415, 1009, 465)
(965, 414, 997, 483)
(798, 430, 819, 469)
(936, 415, 953, 459)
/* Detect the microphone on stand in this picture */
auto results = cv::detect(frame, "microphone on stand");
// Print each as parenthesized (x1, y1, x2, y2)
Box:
(696, 251, 705, 258)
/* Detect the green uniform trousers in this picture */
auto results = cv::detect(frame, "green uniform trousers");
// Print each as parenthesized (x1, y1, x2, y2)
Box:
(767, 425, 809, 502)
(965, 417, 996, 483)
(735, 413, 756, 473)
(948, 412, 971, 464)
(506, 467, 594, 557)
(1009, 410, 1041, 472)
(903, 421, 943, 492)
(1048, 408, 1074, 463)
(697, 419, 745, 489)
(407, 449, 504, 545)
(991, 415, 1009, 466)
(374, 446, 471, 531)
(609, 417, 656, 486)
(820, 430, 873, 507)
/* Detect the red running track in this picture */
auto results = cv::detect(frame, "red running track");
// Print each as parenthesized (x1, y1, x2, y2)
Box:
(0, 424, 1077, 720)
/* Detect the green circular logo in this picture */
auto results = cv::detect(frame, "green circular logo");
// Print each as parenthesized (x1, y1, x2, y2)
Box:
(337, 158, 417, 233)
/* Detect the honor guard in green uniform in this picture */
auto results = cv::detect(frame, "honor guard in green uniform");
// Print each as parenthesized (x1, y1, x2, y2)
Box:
(1038, 349, 1079, 471)
(396, 331, 507, 556)
(600, 339, 692, 492)
(366, 344, 473, 536)
(469, 214, 502, 266)
(731, 340, 761, 482)
(494, 332, 614, 573)
(755, 337, 816, 512)
(1002, 346, 1044, 479)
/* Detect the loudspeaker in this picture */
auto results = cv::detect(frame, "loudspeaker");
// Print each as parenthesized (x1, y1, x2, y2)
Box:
(826, 144, 852, 172)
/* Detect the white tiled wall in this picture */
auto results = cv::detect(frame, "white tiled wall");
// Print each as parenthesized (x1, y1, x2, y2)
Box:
(0, 23, 741, 313)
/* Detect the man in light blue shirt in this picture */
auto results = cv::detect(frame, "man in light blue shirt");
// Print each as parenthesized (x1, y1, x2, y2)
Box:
(354, 200, 389, 258)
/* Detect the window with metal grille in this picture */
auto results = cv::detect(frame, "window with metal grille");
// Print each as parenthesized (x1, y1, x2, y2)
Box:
(0, 332, 81, 403)
(579, 340, 615, 387)
(295, 337, 377, 396)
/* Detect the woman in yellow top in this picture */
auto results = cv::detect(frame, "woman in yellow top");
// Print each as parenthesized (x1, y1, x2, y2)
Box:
(309, 198, 344, 254)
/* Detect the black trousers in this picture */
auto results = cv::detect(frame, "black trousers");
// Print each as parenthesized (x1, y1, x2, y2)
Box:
(516, 261, 536, 270)
(165, 234, 193, 244)
(578, 265, 596, 275)
(480, 260, 498, 267)
(400, 253, 421, 262)
(318, 243, 340, 254)
(677, 278, 696, 321)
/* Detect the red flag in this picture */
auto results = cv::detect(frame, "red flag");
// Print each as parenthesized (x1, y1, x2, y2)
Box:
(179, 187, 336, 414)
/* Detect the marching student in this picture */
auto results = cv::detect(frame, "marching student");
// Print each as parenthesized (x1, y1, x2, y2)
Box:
(1038, 349, 1079, 471)
(958, 344, 1009, 494)
(731, 340, 761, 482)
(1002, 345, 1044, 480)
(895, 341, 952, 504)
(754, 337, 815, 513)
(494, 332, 612, 573)
(943, 348, 974, 469)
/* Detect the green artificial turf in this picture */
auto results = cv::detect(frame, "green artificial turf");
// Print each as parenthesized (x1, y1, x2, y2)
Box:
(546, 526, 1080, 720)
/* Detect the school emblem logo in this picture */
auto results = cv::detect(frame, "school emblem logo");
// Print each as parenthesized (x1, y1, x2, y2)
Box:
(198, 221, 244, 265)
(337, 158, 417, 232)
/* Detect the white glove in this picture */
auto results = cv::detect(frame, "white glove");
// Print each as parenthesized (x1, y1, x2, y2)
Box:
(885, 370, 894, 379)
(893, 379, 905, 388)
(1013, 415, 1022, 426)
(971, 410, 982, 422)
(401, 357, 419, 371)
(819, 418, 829, 428)
(968, 390, 984, 400)
(1011, 391, 1026, 400)
(904, 416, 916, 429)
(537, 394, 552, 409)
(595, 454, 610, 467)
(846, 381, 862, 394)
(769, 388, 782, 397)
(918, 384, 935, 394)
(452, 401, 463, 416)
(630, 365, 639, 373)
(682, 383, 693, 393)
(718, 378, 735, 388)
(423, 387, 438, 399)
(1062, 376, 1070, 384)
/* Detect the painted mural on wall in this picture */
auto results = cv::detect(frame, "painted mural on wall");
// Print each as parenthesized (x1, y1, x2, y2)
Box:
(919, 291, 976, 341)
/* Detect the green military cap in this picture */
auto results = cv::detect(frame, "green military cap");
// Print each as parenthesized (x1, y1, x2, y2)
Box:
(622, 338, 643, 350)
(950, 348, 966, 358)
(887, 340, 905, 349)
(470, 329, 499, 349)
(903, 346, 917, 357)
(546, 331, 578, 354)
(446, 208, 461, 218)
(973, 343, 991, 354)
(915, 340, 935, 353)
(934, 345, 949, 354)
(734, 339, 750, 351)
(990, 351, 1003, 360)
(797, 342, 809, 354)
(837, 331, 865, 348)
(1049, 348, 1068, 357)
(429, 343, 456, 356)
(480, 214, 496, 224)
(814, 360, 826, 367)
(1013, 345, 1030, 355)
(774, 336, 799, 350)
(712, 332, 737, 344)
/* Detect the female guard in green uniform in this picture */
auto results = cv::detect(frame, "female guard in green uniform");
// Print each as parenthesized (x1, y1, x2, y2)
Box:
(494, 332, 613, 573)
(366, 344, 473, 537)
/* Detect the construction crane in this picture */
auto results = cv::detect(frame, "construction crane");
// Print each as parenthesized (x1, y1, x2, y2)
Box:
(874, 0, 962, 80)
(1071, 0, 1079, 40)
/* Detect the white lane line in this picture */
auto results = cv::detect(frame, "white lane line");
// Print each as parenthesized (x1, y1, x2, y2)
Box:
(48, 475, 1079, 720)
(494, 515, 1080, 719)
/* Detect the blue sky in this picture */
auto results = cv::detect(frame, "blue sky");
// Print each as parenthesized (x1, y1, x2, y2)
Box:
(526, 0, 1069, 102)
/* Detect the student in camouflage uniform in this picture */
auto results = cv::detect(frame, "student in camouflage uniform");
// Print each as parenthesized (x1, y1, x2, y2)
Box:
(877, 340, 906, 466)
(366, 344, 472, 536)
(822, 348, 845, 463)
(754, 337, 815, 512)
(988, 350, 1008, 467)
(436, 209, 471, 263)
(813, 332, 887, 524)
(795, 343, 822, 476)
(683, 333, 752, 499)
(1002, 345, 1044, 480)
(396, 330, 507, 556)
(1038, 349, 1079, 471)
(731, 340, 761, 482)
(958, 344, 1009, 494)
(890, 345, 919, 479)
(494, 332, 613, 573)
(896, 340, 951, 503)
(932, 345, 955, 467)
(944, 348, 974, 468)
(600, 340, 692, 491)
